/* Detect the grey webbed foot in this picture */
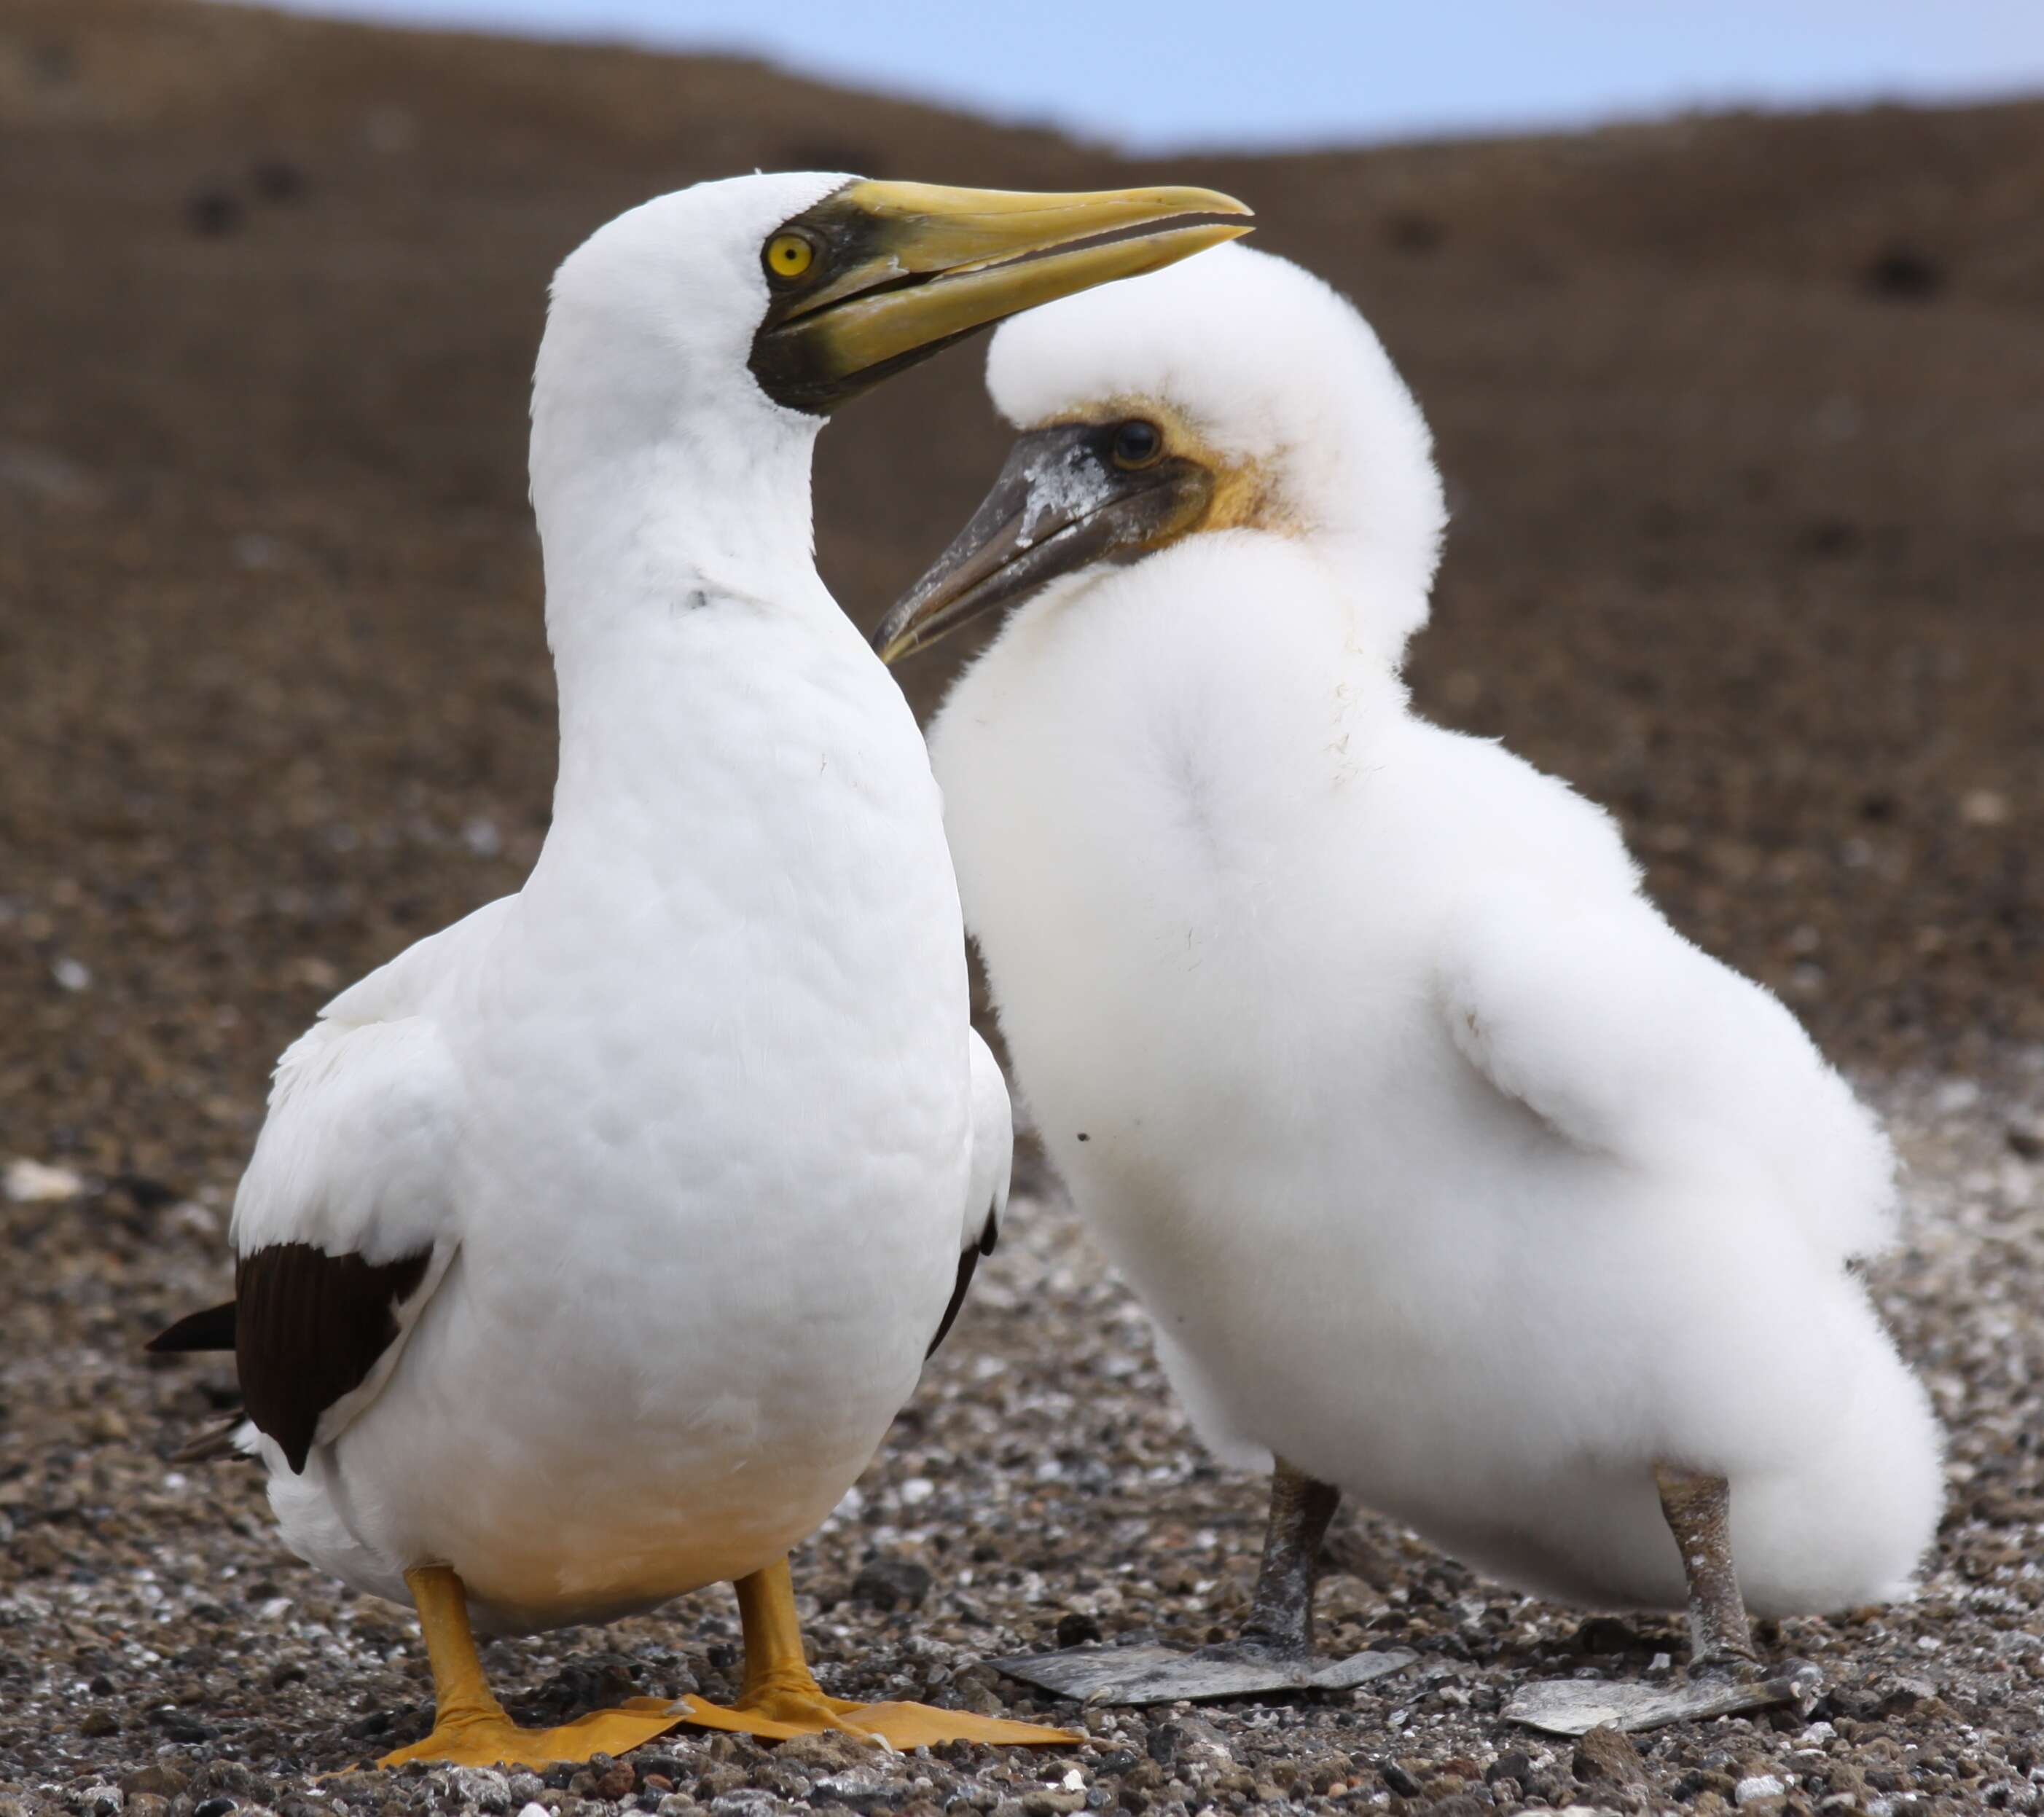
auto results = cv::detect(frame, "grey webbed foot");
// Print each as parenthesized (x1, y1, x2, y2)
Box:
(1503, 1657, 1819, 1736)
(992, 1637, 1417, 1708)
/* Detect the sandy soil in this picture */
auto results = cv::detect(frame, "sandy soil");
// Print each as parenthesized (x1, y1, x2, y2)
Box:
(0, 2, 2040, 1813)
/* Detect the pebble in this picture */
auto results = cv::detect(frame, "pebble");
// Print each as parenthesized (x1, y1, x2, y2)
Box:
(1573, 1725, 1646, 1786)
(4, 1157, 85, 1201)
(850, 1555, 933, 1610)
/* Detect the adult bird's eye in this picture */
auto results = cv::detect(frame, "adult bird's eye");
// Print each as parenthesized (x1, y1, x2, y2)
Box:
(1111, 420, 1164, 469)
(765, 233, 817, 281)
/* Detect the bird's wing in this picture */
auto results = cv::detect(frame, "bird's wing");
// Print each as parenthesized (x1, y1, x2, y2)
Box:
(213, 906, 508, 1471)
(927, 1029, 1012, 1358)
(224, 1008, 461, 1472)
(1438, 888, 1897, 1262)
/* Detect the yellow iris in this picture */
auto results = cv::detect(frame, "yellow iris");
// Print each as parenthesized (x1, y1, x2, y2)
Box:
(767, 234, 815, 279)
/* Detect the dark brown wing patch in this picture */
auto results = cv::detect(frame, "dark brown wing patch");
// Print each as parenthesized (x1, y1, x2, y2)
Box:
(925, 1210, 1000, 1359)
(147, 1300, 237, 1353)
(236, 1241, 431, 1473)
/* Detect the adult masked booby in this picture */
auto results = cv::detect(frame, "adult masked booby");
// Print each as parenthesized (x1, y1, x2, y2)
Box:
(872, 241, 1943, 1731)
(148, 173, 1250, 1768)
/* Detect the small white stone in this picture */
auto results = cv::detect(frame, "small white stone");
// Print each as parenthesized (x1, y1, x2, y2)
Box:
(900, 1476, 936, 1506)
(1736, 1773, 1787, 1805)
(1934, 1078, 1982, 1114)
(173, 1200, 222, 1238)
(1960, 788, 2009, 826)
(448, 1767, 511, 1813)
(294, 955, 342, 991)
(4, 1158, 85, 1202)
(51, 955, 91, 991)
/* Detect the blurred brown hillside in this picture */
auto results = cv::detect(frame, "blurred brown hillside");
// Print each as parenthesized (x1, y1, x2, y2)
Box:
(1, 0, 2039, 1191)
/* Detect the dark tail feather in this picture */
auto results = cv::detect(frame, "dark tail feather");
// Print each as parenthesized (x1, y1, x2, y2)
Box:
(172, 1418, 250, 1464)
(926, 1210, 1001, 1359)
(148, 1301, 237, 1354)
(926, 1245, 979, 1357)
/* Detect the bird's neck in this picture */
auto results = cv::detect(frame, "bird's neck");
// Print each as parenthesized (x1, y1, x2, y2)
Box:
(533, 408, 865, 839)
(535, 399, 826, 636)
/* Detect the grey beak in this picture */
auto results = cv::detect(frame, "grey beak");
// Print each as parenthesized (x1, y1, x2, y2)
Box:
(873, 425, 1213, 664)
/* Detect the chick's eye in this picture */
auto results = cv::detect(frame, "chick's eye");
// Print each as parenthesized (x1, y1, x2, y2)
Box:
(1111, 420, 1163, 468)
(766, 233, 816, 280)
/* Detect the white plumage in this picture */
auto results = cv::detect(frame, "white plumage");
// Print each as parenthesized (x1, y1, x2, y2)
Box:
(922, 242, 1943, 1621)
(235, 173, 995, 1635)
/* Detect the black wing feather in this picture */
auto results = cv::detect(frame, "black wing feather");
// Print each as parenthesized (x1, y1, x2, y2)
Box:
(925, 1209, 1000, 1359)
(235, 1241, 432, 1473)
(147, 1300, 238, 1353)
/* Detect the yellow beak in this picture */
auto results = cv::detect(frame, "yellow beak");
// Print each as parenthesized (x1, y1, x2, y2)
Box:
(751, 179, 1252, 413)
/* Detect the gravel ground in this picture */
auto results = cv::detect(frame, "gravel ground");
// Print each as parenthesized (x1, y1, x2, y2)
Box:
(3, 3, 2042, 1813)
(2, 1072, 2043, 1817)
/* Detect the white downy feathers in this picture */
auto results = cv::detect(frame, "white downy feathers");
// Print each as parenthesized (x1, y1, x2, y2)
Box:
(929, 242, 1943, 1617)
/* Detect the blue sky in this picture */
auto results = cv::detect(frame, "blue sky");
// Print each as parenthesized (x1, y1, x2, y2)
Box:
(238, 0, 2044, 149)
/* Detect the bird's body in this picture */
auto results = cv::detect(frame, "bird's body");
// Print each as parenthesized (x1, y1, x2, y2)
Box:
(252, 585, 970, 1633)
(931, 532, 1937, 1615)
(880, 244, 1941, 1703)
(216, 174, 988, 1636)
(152, 170, 1250, 1761)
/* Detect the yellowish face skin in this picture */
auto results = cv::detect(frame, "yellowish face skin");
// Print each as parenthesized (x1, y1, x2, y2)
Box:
(1042, 394, 1296, 543)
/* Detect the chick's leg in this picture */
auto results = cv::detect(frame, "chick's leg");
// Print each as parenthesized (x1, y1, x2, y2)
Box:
(992, 1459, 1416, 1707)
(1655, 1461, 1761, 1671)
(377, 1566, 683, 1769)
(1504, 1463, 1812, 1737)
(1240, 1459, 1343, 1655)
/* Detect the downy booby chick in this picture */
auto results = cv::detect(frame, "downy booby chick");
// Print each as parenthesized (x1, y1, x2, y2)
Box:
(872, 242, 1943, 1732)
(147, 174, 1250, 1768)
